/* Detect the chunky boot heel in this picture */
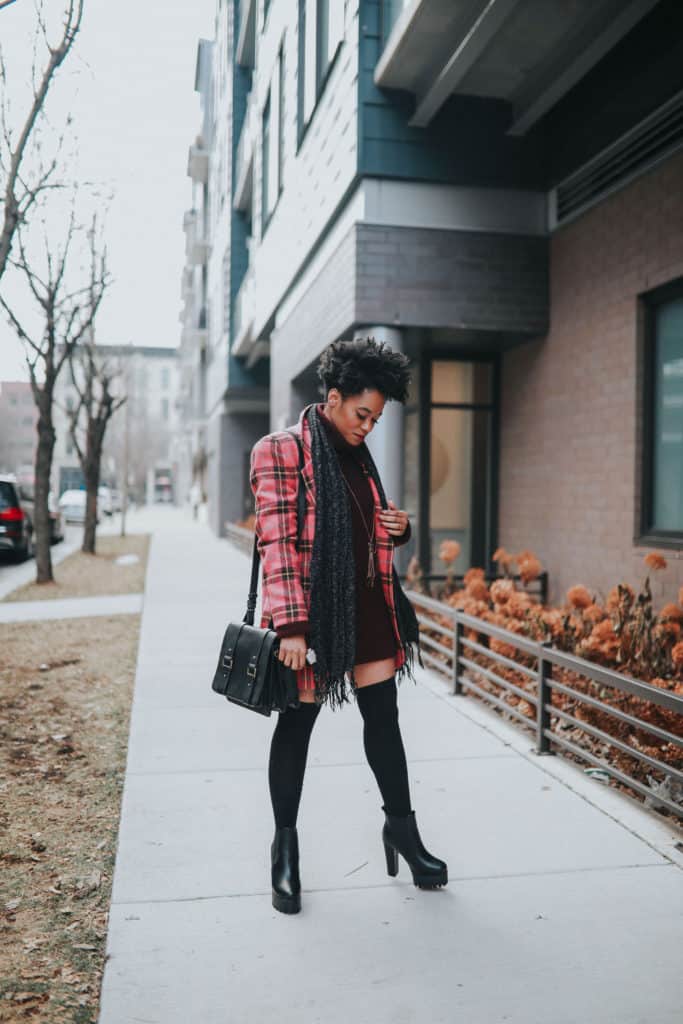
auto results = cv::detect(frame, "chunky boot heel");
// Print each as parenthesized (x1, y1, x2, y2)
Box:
(384, 839, 399, 876)
(381, 805, 448, 889)
(271, 826, 302, 914)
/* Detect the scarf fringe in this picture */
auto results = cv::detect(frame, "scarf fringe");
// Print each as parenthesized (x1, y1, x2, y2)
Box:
(312, 667, 357, 711)
(304, 403, 424, 710)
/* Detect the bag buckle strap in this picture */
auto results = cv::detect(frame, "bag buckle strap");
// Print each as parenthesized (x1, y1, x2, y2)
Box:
(222, 649, 234, 671)
(247, 659, 257, 680)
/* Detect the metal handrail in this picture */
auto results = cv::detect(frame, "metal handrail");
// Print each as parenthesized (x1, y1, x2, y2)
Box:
(406, 588, 683, 819)
(400, 570, 548, 605)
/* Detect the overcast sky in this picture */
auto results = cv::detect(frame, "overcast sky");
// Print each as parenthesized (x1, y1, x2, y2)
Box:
(0, 0, 215, 382)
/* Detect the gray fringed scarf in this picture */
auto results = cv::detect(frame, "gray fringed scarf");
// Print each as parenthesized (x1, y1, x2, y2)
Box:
(305, 404, 422, 710)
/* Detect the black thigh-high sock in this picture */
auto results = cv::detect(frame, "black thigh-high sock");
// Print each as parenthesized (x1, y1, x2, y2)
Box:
(268, 701, 322, 829)
(355, 676, 412, 817)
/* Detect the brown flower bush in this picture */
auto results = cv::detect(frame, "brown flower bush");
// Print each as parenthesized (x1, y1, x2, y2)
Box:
(518, 554, 543, 584)
(439, 539, 461, 565)
(672, 642, 683, 671)
(490, 578, 515, 606)
(412, 544, 683, 817)
(567, 584, 593, 610)
(492, 546, 514, 573)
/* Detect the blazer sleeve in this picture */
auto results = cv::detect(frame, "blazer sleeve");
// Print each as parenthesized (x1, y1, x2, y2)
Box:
(249, 433, 309, 637)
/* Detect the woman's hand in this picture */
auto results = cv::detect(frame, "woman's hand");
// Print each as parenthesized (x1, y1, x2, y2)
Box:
(277, 635, 308, 671)
(378, 499, 409, 537)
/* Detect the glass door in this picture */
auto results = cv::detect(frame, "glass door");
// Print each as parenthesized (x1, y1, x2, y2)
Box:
(428, 359, 496, 575)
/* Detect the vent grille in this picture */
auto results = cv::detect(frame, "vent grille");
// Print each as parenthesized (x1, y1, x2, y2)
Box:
(554, 91, 683, 225)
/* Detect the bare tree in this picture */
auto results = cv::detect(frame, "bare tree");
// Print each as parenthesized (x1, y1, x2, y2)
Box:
(0, 1, 84, 281)
(0, 207, 110, 581)
(65, 339, 125, 554)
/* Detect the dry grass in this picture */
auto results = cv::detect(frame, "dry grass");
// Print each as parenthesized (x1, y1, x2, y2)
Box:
(0, 614, 140, 1023)
(2, 534, 150, 603)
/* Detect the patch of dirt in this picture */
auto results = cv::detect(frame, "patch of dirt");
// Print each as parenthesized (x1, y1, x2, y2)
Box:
(3, 534, 150, 603)
(0, 614, 140, 1023)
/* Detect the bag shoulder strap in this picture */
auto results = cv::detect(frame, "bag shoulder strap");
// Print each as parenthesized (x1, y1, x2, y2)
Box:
(244, 428, 306, 626)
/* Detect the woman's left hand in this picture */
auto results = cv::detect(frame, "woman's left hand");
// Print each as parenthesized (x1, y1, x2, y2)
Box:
(378, 500, 409, 537)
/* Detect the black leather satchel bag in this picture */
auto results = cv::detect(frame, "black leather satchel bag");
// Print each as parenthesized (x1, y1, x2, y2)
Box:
(211, 432, 306, 716)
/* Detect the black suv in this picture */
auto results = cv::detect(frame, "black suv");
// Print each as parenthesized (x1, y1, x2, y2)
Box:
(0, 475, 34, 561)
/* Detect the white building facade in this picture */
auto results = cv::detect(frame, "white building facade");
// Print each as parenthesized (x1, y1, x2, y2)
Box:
(53, 344, 180, 504)
(181, 0, 683, 606)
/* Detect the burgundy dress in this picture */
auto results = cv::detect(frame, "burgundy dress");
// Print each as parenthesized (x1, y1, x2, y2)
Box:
(316, 406, 400, 664)
(276, 405, 410, 665)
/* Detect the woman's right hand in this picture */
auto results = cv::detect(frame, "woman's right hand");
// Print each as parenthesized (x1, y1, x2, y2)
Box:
(277, 635, 307, 672)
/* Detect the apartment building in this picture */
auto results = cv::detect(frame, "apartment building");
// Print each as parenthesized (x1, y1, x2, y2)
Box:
(0, 381, 37, 476)
(184, 0, 683, 603)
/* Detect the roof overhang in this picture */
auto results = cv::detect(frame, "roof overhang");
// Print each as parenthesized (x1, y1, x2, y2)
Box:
(375, 0, 660, 134)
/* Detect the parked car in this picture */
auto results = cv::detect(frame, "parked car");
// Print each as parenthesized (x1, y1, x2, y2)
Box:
(98, 485, 114, 516)
(16, 482, 64, 545)
(0, 475, 34, 561)
(58, 489, 100, 524)
(47, 491, 65, 544)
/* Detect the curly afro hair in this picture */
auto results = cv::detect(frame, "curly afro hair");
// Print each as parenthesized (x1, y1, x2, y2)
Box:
(317, 336, 412, 404)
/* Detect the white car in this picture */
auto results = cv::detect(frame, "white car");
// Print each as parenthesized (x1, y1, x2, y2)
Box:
(58, 489, 100, 524)
(98, 485, 114, 516)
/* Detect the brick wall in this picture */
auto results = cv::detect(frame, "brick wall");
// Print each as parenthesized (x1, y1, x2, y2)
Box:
(499, 150, 683, 607)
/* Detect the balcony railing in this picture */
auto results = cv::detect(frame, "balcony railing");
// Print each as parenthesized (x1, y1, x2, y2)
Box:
(407, 590, 683, 821)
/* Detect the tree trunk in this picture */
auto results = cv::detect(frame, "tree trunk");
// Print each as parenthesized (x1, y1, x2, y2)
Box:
(33, 402, 55, 583)
(81, 419, 106, 555)
(82, 480, 98, 554)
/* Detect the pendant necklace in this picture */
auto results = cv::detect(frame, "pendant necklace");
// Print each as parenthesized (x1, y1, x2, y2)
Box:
(339, 466, 377, 588)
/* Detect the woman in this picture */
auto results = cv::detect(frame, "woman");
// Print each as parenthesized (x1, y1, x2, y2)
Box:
(250, 337, 448, 914)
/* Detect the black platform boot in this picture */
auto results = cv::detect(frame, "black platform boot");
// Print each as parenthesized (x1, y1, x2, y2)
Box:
(271, 826, 302, 914)
(381, 805, 448, 889)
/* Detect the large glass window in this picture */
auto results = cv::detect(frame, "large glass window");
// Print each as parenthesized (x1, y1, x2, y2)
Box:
(261, 44, 284, 233)
(648, 291, 683, 534)
(298, 0, 344, 138)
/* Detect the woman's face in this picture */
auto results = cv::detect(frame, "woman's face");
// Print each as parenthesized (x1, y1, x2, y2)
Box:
(326, 387, 386, 446)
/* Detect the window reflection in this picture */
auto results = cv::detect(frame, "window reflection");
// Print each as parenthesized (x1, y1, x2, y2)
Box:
(652, 297, 683, 531)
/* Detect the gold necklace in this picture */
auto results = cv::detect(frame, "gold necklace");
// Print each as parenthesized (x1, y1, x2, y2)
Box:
(339, 467, 377, 588)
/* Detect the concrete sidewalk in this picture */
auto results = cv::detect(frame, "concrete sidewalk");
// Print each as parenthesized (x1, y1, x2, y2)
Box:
(98, 508, 682, 1024)
(0, 592, 143, 622)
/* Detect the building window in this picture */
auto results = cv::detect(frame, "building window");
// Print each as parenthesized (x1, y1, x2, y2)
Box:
(261, 91, 271, 230)
(642, 280, 683, 539)
(161, 366, 170, 390)
(161, 398, 169, 422)
(298, 0, 344, 140)
(278, 41, 285, 198)
(261, 43, 284, 233)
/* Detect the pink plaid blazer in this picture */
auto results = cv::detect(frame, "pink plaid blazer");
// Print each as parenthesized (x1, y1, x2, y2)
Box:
(249, 404, 409, 692)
